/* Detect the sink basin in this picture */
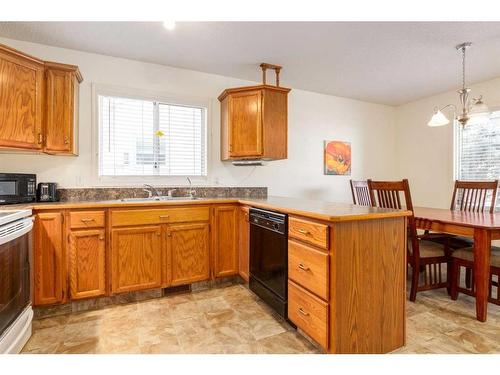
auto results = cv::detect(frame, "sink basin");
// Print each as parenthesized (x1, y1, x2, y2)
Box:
(119, 196, 198, 202)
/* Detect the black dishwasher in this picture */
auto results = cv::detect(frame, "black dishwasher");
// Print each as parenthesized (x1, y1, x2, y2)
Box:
(249, 208, 288, 319)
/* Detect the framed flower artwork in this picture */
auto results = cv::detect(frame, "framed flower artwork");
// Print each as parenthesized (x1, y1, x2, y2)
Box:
(324, 140, 351, 175)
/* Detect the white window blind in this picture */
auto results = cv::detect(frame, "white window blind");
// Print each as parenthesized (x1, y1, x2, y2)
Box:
(456, 111, 500, 208)
(98, 95, 206, 177)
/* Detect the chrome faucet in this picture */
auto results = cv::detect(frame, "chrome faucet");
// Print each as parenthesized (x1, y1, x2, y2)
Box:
(186, 177, 196, 198)
(143, 184, 160, 198)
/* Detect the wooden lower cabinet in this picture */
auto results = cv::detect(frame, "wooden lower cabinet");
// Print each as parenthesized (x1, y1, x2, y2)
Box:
(238, 206, 250, 282)
(213, 205, 239, 278)
(69, 229, 106, 300)
(34, 212, 65, 305)
(111, 226, 162, 294)
(167, 223, 210, 286)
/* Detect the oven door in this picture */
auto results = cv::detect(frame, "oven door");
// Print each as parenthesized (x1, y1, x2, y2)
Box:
(0, 217, 33, 337)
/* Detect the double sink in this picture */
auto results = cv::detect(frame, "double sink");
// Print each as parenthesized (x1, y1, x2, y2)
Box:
(119, 196, 199, 202)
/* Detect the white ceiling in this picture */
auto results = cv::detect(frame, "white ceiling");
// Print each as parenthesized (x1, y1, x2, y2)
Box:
(1, 22, 500, 105)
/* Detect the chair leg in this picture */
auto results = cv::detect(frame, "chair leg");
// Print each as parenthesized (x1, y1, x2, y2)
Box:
(465, 267, 472, 288)
(450, 261, 459, 300)
(446, 260, 452, 295)
(409, 264, 419, 302)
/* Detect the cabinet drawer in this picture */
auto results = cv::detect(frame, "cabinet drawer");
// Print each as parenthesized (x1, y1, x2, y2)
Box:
(288, 280, 328, 349)
(111, 207, 209, 227)
(288, 240, 329, 300)
(70, 210, 105, 229)
(288, 217, 329, 249)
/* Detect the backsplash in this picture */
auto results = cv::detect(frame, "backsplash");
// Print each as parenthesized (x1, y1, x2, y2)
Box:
(57, 187, 267, 202)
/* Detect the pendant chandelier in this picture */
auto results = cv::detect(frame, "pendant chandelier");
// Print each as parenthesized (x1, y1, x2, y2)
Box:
(428, 42, 490, 127)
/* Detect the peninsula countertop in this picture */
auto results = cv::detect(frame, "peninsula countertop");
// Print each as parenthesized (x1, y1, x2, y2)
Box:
(1, 196, 411, 223)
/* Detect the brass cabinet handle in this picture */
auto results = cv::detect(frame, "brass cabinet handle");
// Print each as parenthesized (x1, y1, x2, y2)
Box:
(64, 136, 69, 144)
(38, 133, 43, 144)
(298, 307, 309, 316)
(99, 236, 105, 240)
(297, 229, 309, 235)
(80, 218, 95, 222)
(159, 215, 170, 219)
(156, 232, 161, 236)
(298, 263, 310, 271)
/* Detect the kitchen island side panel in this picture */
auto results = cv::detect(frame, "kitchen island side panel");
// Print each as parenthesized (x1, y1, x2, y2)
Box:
(329, 216, 407, 354)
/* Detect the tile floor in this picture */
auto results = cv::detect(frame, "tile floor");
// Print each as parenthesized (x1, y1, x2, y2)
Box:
(22, 284, 500, 354)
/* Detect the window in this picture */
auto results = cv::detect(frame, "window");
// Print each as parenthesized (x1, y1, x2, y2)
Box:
(98, 95, 207, 177)
(455, 110, 500, 208)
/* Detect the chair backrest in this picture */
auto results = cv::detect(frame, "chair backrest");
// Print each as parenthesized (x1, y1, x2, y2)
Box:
(367, 179, 419, 261)
(367, 179, 414, 211)
(350, 180, 371, 206)
(450, 180, 499, 214)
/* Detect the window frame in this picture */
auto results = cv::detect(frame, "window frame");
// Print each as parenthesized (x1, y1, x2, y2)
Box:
(91, 84, 211, 186)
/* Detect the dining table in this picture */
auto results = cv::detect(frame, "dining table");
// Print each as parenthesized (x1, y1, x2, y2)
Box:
(414, 206, 500, 322)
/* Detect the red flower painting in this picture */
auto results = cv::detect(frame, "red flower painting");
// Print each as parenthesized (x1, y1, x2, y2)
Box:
(324, 141, 351, 175)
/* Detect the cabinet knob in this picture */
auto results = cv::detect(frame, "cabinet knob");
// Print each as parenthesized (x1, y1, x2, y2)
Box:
(64, 136, 69, 144)
(80, 218, 95, 223)
(297, 228, 309, 235)
(38, 133, 43, 144)
(159, 215, 169, 219)
(99, 236, 105, 240)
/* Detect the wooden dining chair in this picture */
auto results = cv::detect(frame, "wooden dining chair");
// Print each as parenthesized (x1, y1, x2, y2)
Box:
(349, 180, 371, 206)
(450, 247, 500, 306)
(447, 180, 499, 302)
(450, 180, 499, 214)
(367, 179, 451, 301)
(427, 180, 499, 287)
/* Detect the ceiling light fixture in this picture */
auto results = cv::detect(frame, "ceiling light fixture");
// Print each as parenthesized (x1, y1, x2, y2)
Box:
(427, 42, 490, 127)
(163, 21, 176, 31)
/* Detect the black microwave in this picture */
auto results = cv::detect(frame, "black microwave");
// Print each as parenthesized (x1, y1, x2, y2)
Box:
(0, 173, 37, 204)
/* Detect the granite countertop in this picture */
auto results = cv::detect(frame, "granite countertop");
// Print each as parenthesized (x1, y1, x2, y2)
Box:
(0, 196, 411, 222)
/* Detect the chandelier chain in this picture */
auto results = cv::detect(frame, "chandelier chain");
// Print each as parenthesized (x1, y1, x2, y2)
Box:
(461, 45, 466, 90)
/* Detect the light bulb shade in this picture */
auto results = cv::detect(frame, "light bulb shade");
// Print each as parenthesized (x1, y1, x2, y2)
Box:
(427, 110, 450, 127)
(469, 98, 490, 117)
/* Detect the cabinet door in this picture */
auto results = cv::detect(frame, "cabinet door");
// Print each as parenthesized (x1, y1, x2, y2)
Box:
(238, 206, 250, 282)
(111, 226, 162, 294)
(69, 229, 106, 300)
(44, 68, 75, 154)
(167, 223, 210, 286)
(0, 49, 44, 150)
(34, 212, 65, 305)
(214, 206, 239, 278)
(228, 90, 263, 157)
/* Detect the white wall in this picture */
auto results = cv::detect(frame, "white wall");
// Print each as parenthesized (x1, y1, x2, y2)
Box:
(395, 77, 500, 208)
(0, 37, 397, 203)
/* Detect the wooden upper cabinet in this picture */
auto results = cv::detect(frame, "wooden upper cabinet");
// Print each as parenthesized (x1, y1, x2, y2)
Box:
(0, 44, 44, 150)
(44, 62, 82, 155)
(69, 229, 106, 300)
(111, 226, 162, 294)
(0, 43, 82, 154)
(34, 212, 65, 306)
(219, 85, 290, 161)
(167, 223, 210, 286)
(213, 205, 239, 278)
